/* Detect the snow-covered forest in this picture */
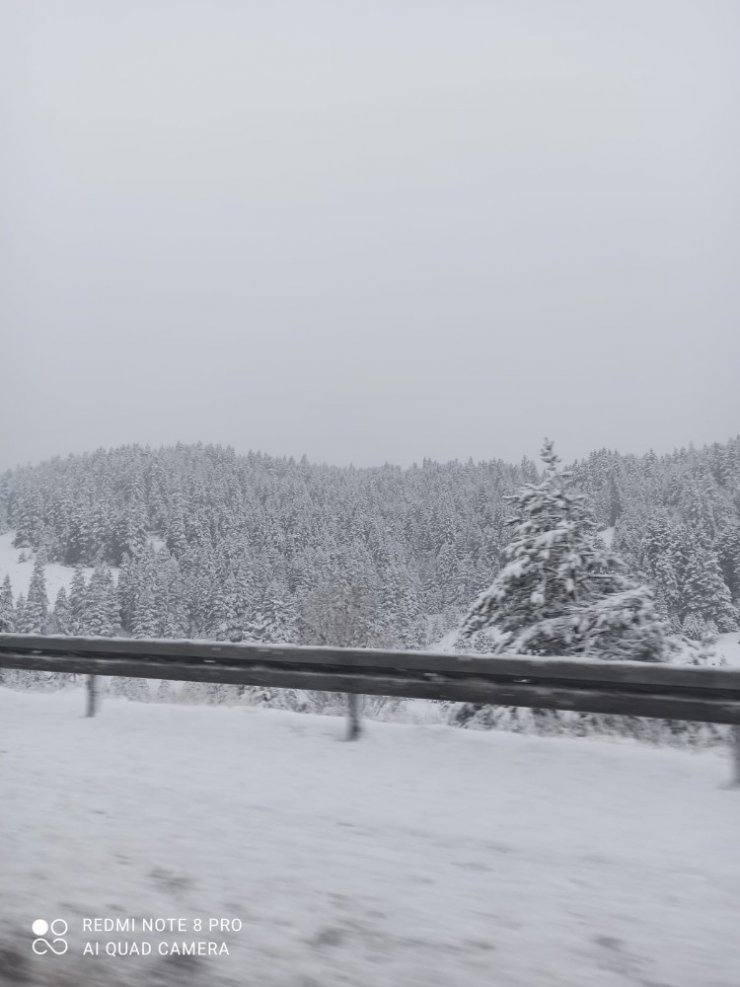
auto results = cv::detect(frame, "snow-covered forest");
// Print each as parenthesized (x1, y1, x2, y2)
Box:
(1, 438, 738, 654)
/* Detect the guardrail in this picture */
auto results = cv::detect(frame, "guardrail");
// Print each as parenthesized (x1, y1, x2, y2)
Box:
(3, 633, 739, 781)
(2, 632, 740, 723)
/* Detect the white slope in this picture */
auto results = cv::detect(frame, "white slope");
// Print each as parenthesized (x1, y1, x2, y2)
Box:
(0, 530, 123, 604)
(0, 531, 95, 602)
(2, 689, 739, 987)
(715, 631, 740, 667)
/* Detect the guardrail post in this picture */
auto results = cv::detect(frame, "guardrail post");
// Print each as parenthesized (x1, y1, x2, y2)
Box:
(730, 726, 740, 787)
(86, 674, 98, 718)
(346, 692, 361, 741)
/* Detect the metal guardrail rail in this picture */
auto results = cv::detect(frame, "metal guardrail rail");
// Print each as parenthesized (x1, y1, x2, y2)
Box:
(2, 633, 740, 726)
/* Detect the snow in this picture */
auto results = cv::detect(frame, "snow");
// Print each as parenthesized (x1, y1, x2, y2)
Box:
(0, 532, 94, 601)
(666, 631, 740, 669)
(598, 527, 615, 548)
(428, 627, 460, 653)
(715, 631, 740, 667)
(2, 689, 740, 986)
(0, 531, 119, 602)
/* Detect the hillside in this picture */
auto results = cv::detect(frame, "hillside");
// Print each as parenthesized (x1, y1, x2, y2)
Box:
(0, 439, 738, 649)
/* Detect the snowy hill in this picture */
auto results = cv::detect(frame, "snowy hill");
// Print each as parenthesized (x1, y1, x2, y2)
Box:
(1, 439, 738, 648)
(2, 689, 739, 987)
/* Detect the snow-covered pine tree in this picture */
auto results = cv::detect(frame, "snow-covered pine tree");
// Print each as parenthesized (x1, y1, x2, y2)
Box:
(69, 568, 88, 634)
(676, 530, 737, 632)
(242, 586, 292, 645)
(10, 565, 51, 687)
(221, 574, 247, 644)
(243, 607, 269, 643)
(165, 491, 188, 557)
(0, 575, 14, 632)
(717, 521, 740, 602)
(680, 612, 710, 643)
(0, 575, 12, 684)
(14, 593, 29, 633)
(131, 547, 159, 639)
(116, 553, 137, 634)
(156, 553, 188, 638)
(44, 586, 80, 689)
(460, 439, 668, 662)
(85, 563, 119, 636)
(640, 513, 681, 625)
(25, 558, 49, 633)
(51, 587, 72, 635)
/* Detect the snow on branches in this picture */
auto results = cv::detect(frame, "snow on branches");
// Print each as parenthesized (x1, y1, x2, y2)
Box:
(461, 439, 668, 661)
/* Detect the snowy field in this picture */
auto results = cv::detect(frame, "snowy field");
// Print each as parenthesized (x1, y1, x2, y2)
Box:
(714, 631, 740, 667)
(0, 531, 125, 599)
(2, 690, 740, 987)
(0, 532, 95, 600)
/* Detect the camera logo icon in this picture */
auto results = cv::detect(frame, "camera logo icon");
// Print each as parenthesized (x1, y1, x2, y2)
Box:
(32, 919, 68, 955)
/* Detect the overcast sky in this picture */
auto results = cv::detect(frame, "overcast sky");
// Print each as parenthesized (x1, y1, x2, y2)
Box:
(3, 0, 739, 471)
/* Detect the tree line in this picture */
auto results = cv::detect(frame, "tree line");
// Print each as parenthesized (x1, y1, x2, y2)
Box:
(0, 438, 738, 652)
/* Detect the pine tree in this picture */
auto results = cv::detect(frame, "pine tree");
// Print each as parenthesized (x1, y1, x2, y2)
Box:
(52, 587, 72, 635)
(85, 563, 118, 636)
(243, 606, 268, 643)
(243, 586, 296, 645)
(681, 613, 706, 642)
(677, 531, 737, 632)
(461, 440, 668, 661)
(157, 554, 188, 638)
(718, 522, 740, 602)
(69, 568, 88, 634)
(14, 593, 31, 633)
(131, 547, 159, 638)
(0, 575, 14, 632)
(165, 492, 188, 557)
(25, 558, 49, 633)
(116, 554, 136, 633)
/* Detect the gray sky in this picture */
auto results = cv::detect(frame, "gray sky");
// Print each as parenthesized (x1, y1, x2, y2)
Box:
(3, 0, 739, 470)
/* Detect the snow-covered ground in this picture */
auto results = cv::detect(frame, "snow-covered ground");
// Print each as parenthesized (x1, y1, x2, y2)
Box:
(715, 631, 740, 667)
(0, 532, 96, 601)
(2, 690, 739, 987)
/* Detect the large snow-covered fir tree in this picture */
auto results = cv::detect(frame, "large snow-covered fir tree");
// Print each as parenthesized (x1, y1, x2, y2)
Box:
(461, 440, 669, 662)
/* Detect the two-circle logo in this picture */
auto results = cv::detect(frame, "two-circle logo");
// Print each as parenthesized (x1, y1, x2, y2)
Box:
(32, 919, 68, 955)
